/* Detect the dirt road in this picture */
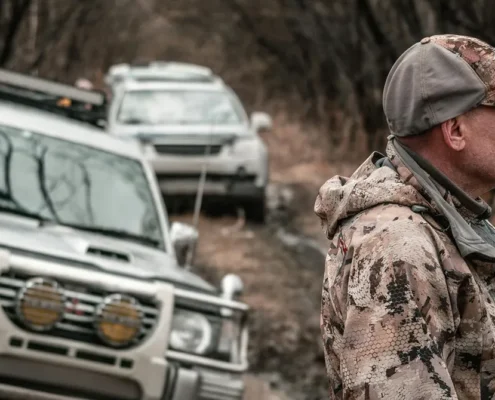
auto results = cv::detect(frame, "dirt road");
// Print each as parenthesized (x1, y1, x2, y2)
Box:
(168, 115, 359, 400)
(171, 180, 336, 400)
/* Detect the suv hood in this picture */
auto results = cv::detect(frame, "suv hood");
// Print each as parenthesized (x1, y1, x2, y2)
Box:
(0, 213, 216, 293)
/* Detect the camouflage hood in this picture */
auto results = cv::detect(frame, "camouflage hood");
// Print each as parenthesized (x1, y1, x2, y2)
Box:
(314, 150, 429, 239)
(316, 138, 495, 261)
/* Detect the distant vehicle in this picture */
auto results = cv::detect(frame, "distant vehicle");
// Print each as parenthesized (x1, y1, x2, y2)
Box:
(0, 68, 249, 400)
(105, 61, 273, 223)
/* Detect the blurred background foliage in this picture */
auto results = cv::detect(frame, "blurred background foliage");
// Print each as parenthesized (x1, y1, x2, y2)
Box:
(1, 0, 494, 156)
(3, 2, 495, 398)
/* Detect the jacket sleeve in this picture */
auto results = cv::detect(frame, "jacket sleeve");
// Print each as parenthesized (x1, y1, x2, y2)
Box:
(321, 218, 458, 400)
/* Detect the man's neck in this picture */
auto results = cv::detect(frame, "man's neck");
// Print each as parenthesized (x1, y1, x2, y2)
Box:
(430, 160, 485, 199)
(400, 144, 491, 219)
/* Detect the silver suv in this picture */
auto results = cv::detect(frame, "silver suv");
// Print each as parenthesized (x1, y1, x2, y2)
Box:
(0, 69, 249, 400)
(105, 62, 273, 222)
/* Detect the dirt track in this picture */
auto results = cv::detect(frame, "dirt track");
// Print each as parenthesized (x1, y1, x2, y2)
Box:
(167, 116, 360, 400)
(170, 180, 333, 400)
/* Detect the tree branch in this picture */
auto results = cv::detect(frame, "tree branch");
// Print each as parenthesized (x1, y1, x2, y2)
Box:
(0, 0, 32, 66)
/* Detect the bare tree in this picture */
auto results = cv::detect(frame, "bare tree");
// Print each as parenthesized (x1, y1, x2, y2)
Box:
(0, 0, 32, 66)
(3, 0, 495, 156)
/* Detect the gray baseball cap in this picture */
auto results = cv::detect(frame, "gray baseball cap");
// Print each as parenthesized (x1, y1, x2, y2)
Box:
(383, 34, 495, 137)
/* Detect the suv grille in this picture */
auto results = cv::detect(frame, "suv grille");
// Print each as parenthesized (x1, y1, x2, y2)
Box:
(154, 144, 223, 156)
(0, 273, 159, 349)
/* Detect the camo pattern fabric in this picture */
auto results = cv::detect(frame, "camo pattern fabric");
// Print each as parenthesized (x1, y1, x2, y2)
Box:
(430, 34, 495, 106)
(315, 144, 495, 399)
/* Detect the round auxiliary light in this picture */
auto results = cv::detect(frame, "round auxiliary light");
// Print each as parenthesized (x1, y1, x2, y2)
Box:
(16, 277, 65, 332)
(57, 97, 72, 107)
(95, 294, 143, 348)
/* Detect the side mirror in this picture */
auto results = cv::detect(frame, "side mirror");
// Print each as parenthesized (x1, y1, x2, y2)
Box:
(170, 222, 199, 267)
(250, 112, 273, 133)
(221, 273, 244, 300)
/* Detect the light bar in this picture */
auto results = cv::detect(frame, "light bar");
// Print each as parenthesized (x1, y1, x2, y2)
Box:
(0, 69, 105, 105)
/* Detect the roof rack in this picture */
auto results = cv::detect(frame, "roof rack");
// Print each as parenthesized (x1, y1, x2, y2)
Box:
(105, 62, 216, 86)
(0, 68, 107, 129)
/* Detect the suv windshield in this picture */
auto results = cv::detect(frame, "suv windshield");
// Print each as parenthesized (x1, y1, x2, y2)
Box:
(0, 124, 164, 249)
(117, 90, 243, 125)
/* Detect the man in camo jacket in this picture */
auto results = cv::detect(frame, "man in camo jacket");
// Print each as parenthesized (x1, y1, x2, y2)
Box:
(315, 34, 495, 399)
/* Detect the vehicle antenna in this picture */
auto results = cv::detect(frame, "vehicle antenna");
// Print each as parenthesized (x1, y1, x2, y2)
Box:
(185, 116, 216, 269)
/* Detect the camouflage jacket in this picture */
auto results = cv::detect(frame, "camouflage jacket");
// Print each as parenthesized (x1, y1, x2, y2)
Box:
(315, 147, 495, 400)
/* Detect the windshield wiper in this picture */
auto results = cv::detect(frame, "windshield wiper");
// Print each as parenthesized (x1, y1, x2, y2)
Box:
(120, 118, 147, 125)
(60, 223, 161, 248)
(0, 204, 161, 248)
(0, 201, 53, 224)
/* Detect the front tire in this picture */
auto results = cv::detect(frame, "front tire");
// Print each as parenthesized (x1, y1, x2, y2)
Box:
(243, 195, 266, 224)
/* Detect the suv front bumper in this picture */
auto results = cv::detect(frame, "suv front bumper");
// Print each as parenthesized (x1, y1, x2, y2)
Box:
(156, 172, 265, 200)
(0, 250, 249, 400)
(161, 365, 244, 400)
(0, 358, 244, 400)
(145, 145, 268, 199)
(0, 250, 171, 400)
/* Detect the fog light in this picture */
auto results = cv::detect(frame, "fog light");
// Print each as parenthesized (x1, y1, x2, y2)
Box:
(95, 294, 143, 347)
(16, 278, 65, 332)
(57, 97, 72, 107)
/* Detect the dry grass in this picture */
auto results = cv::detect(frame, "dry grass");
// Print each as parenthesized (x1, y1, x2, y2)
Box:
(259, 113, 360, 247)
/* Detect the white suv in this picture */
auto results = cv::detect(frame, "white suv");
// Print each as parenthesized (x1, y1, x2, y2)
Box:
(0, 68, 249, 400)
(105, 62, 272, 222)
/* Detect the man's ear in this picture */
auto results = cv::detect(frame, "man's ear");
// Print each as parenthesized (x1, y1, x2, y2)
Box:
(441, 118, 466, 152)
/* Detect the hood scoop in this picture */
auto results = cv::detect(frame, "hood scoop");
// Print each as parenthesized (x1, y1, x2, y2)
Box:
(86, 245, 131, 263)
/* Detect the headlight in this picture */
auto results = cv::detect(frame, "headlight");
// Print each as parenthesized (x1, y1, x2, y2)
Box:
(230, 136, 261, 159)
(169, 310, 212, 354)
